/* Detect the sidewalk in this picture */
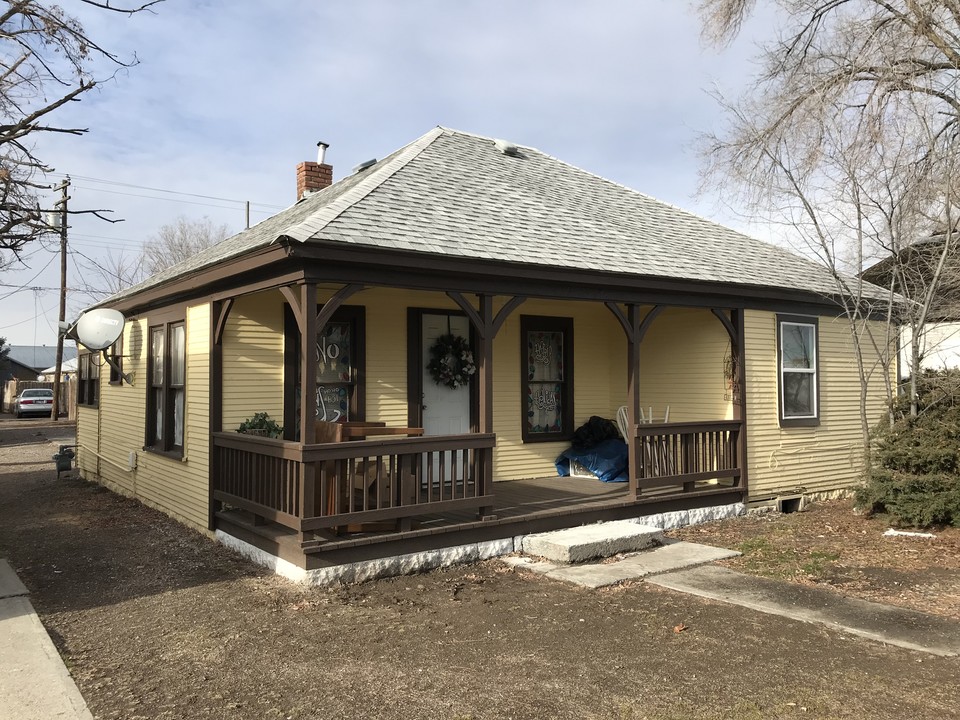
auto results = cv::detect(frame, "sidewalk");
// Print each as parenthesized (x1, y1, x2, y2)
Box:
(0, 559, 93, 720)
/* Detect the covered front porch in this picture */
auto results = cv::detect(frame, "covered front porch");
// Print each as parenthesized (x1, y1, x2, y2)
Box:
(207, 275, 748, 566)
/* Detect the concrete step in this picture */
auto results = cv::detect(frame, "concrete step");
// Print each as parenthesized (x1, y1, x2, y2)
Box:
(521, 520, 664, 564)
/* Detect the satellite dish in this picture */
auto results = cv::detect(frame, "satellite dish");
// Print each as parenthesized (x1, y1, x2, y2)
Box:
(74, 308, 125, 351)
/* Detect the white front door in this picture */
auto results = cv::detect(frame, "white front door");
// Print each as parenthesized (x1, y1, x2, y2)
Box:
(421, 313, 472, 436)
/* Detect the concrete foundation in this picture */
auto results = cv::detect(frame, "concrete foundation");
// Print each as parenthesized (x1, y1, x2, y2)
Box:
(215, 501, 746, 587)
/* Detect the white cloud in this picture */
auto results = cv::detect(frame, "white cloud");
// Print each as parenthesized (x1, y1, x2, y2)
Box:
(0, 0, 779, 343)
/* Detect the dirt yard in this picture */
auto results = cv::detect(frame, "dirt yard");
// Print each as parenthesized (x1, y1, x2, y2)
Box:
(1, 415, 959, 720)
(670, 498, 960, 620)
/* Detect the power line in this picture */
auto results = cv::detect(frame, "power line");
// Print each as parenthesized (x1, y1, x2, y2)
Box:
(0, 253, 58, 302)
(48, 172, 286, 210)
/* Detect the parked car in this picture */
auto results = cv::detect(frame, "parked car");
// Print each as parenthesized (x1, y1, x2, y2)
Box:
(14, 388, 54, 418)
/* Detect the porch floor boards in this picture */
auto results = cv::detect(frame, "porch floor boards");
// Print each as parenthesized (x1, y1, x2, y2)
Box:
(418, 475, 629, 527)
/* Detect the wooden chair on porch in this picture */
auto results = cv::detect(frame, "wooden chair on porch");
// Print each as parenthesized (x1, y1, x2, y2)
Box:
(314, 420, 424, 532)
(617, 405, 674, 478)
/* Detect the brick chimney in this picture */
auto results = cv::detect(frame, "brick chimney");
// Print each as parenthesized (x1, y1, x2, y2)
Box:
(296, 141, 332, 200)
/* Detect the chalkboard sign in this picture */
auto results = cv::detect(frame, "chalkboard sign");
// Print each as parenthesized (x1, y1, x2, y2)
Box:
(317, 384, 349, 422)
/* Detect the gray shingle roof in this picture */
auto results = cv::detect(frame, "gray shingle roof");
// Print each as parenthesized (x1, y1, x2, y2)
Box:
(104, 126, 884, 306)
(4, 345, 77, 371)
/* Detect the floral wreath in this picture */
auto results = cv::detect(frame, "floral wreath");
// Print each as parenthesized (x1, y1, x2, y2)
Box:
(427, 334, 476, 389)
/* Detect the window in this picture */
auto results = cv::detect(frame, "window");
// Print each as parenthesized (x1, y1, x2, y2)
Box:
(283, 305, 365, 440)
(778, 315, 819, 427)
(316, 319, 355, 422)
(108, 335, 123, 385)
(521, 316, 574, 442)
(147, 321, 186, 455)
(77, 352, 99, 408)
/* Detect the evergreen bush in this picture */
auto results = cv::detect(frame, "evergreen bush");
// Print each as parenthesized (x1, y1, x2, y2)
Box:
(856, 370, 960, 527)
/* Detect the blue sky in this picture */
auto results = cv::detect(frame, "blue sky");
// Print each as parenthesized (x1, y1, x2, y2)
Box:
(1, 0, 777, 345)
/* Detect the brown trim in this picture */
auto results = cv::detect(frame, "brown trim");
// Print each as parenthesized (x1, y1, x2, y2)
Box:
(209, 300, 224, 530)
(777, 313, 821, 428)
(605, 302, 633, 342)
(208, 270, 306, 303)
(637, 305, 664, 344)
(278, 286, 303, 335)
(733, 308, 749, 497)
(213, 298, 234, 346)
(299, 283, 318, 447)
(282, 303, 299, 440)
(520, 315, 575, 443)
(492, 296, 526, 336)
(291, 241, 868, 314)
(316, 284, 365, 333)
(710, 307, 737, 344)
(295, 489, 747, 567)
(108, 246, 293, 314)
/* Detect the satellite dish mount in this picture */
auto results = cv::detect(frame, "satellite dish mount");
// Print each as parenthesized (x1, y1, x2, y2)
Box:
(61, 308, 132, 385)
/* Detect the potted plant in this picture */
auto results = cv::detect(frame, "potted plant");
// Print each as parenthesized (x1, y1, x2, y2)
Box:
(237, 412, 283, 439)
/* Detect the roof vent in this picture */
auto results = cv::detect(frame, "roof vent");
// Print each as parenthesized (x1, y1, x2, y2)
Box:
(493, 138, 521, 157)
(353, 158, 377, 174)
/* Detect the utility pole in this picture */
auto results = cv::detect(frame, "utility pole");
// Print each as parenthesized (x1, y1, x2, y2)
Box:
(50, 177, 69, 423)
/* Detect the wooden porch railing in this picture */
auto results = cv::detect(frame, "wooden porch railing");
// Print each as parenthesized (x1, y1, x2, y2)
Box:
(212, 432, 496, 538)
(632, 421, 742, 492)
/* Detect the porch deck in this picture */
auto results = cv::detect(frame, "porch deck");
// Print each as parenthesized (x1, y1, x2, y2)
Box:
(215, 473, 742, 570)
(211, 421, 744, 569)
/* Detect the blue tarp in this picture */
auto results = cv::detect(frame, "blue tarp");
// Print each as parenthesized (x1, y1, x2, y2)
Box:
(555, 437, 629, 483)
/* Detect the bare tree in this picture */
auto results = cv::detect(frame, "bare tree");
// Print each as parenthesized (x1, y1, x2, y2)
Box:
(0, 0, 161, 265)
(75, 248, 144, 300)
(141, 215, 230, 274)
(699, 0, 960, 438)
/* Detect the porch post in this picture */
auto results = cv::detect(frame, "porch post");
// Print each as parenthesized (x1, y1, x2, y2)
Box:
(300, 282, 318, 445)
(732, 308, 749, 495)
(298, 283, 318, 541)
(208, 299, 226, 531)
(626, 304, 642, 496)
(477, 294, 495, 517)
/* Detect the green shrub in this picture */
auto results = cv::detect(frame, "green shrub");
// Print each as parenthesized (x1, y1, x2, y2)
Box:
(856, 371, 960, 527)
(856, 370, 960, 527)
(237, 412, 283, 439)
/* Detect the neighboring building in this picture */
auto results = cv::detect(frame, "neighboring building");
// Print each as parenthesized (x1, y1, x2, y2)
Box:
(39, 357, 79, 381)
(74, 127, 891, 582)
(862, 234, 960, 377)
(2, 345, 77, 381)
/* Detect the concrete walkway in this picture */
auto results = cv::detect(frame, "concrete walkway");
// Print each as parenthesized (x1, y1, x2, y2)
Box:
(649, 564, 960, 657)
(507, 537, 960, 658)
(0, 559, 93, 720)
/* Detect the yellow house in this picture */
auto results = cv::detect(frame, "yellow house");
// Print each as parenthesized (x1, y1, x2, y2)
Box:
(75, 127, 891, 581)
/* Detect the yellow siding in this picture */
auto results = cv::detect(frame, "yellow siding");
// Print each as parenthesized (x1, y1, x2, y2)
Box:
(344, 291, 731, 479)
(744, 310, 891, 499)
(76, 304, 211, 532)
(639, 307, 733, 423)
(221, 292, 285, 431)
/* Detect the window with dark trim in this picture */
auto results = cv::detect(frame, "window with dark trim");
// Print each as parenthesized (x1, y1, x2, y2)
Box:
(108, 335, 124, 385)
(777, 314, 820, 427)
(77, 352, 99, 408)
(146, 320, 186, 456)
(283, 305, 365, 440)
(521, 315, 574, 442)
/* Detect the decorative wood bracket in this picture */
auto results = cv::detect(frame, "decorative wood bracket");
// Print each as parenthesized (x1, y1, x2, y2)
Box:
(213, 298, 235, 346)
(710, 308, 739, 345)
(317, 283, 364, 333)
(447, 291, 526, 339)
(279, 286, 303, 336)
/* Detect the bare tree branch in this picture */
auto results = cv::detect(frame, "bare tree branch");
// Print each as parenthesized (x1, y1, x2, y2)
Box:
(0, 1, 162, 263)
